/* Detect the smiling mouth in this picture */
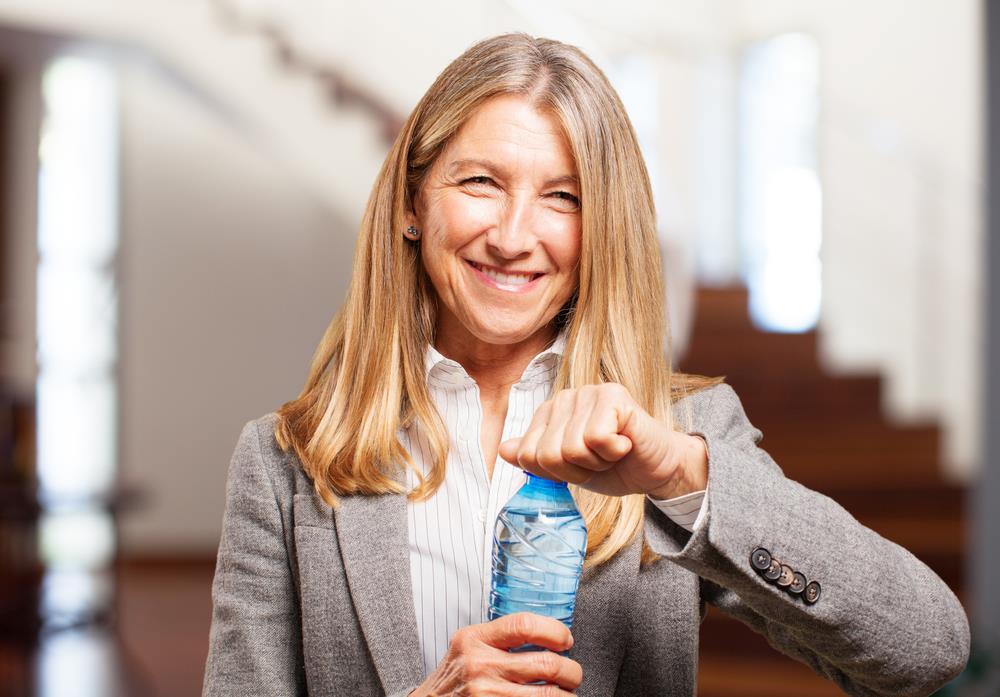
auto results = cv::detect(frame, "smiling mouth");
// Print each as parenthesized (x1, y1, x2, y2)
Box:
(466, 260, 544, 287)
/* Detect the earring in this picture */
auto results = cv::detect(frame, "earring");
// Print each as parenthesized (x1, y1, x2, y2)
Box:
(404, 225, 421, 240)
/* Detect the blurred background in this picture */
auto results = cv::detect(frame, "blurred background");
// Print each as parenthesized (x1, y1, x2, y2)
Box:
(0, 0, 995, 695)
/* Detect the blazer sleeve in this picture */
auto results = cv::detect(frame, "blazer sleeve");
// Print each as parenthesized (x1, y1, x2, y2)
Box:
(644, 383, 970, 697)
(202, 420, 307, 697)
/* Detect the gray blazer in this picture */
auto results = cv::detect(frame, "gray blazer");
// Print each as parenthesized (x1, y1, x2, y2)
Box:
(202, 383, 970, 696)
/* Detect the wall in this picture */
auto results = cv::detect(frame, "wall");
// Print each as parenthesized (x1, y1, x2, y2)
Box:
(0, 1, 983, 558)
(726, 0, 984, 478)
(116, 62, 353, 554)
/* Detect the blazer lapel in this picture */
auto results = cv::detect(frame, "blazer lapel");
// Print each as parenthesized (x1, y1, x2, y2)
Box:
(566, 538, 638, 695)
(334, 491, 424, 693)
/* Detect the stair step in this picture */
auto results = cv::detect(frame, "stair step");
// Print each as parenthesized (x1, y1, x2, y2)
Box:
(857, 512, 964, 556)
(698, 654, 846, 697)
(819, 483, 964, 512)
(755, 421, 941, 484)
(684, 330, 823, 378)
(761, 424, 939, 461)
(694, 375, 885, 420)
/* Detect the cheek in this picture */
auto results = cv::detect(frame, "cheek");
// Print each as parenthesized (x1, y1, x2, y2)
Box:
(544, 216, 583, 272)
(433, 194, 497, 242)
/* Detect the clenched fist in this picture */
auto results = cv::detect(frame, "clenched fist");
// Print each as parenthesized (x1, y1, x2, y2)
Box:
(498, 383, 708, 499)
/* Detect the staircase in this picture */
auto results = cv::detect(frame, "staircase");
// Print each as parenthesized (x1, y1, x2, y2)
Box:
(679, 286, 965, 697)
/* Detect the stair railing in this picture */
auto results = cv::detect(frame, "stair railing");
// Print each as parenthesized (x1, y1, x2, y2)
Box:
(206, 0, 403, 145)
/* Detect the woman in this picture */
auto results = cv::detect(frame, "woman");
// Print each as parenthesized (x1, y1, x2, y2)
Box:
(203, 33, 969, 696)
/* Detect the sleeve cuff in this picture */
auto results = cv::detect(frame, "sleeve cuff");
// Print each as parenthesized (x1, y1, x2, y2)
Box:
(647, 488, 708, 533)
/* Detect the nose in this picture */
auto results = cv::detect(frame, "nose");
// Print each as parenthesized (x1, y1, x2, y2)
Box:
(485, 192, 537, 259)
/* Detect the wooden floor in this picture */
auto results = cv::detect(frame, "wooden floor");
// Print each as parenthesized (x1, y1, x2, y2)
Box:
(115, 561, 215, 697)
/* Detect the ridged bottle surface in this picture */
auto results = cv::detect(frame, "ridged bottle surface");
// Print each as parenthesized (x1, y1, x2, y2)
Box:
(488, 473, 587, 638)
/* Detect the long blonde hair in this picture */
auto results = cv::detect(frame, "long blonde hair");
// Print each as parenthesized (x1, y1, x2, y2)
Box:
(276, 33, 723, 567)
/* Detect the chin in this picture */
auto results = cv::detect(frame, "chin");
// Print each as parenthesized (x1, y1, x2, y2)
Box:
(466, 318, 551, 345)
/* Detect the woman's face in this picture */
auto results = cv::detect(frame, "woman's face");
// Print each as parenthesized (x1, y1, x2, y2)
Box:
(411, 94, 582, 348)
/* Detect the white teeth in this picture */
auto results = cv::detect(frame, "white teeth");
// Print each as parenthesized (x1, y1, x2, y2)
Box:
(474, 263, 535, 287)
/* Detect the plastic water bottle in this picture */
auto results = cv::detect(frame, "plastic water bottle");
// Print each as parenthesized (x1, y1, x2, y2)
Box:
(488, 473, 588, 649)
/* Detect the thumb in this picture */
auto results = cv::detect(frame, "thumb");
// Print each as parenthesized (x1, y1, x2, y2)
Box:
(498, 437, 521, 464)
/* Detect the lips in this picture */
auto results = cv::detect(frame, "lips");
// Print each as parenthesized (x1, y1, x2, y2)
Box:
(465, 259, 546, 293)
(466, 260, 542, 287)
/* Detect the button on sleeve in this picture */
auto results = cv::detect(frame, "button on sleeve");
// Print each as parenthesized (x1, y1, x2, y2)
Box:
(776, 564, 794, 588)
(750, 547, 772, 572)
(804, 581, 822, 605)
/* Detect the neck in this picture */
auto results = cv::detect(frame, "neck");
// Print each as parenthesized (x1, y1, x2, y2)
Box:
(433, 312, 557, 395)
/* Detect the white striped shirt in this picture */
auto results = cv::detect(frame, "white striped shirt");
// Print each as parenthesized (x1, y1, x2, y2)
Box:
(403, 332, 707, 676)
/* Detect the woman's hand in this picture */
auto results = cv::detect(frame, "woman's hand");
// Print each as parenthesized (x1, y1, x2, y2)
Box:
(411, 613, 582, 696)
(499, 383, 708, 499)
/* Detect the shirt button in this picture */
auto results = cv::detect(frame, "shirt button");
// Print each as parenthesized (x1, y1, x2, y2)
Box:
(476, 509, 487, 523)
(804, 581, 822, 605)
(750, 547, 772, 572)
(789, 571, 807, 594)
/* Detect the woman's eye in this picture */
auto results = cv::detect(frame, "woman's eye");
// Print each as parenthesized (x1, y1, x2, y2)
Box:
(550, 191, 581, 208)
(462, 176, 494, 186)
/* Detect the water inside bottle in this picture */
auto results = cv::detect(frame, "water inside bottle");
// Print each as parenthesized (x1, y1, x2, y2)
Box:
(488, 503, 587, 653)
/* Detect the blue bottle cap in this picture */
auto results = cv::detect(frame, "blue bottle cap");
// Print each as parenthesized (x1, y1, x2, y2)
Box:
(525, 472, 569, 488)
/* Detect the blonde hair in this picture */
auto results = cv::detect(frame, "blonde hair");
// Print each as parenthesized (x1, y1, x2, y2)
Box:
(276, 33, 723, 567)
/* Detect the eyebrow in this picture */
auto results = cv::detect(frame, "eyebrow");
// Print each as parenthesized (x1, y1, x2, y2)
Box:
(446, 158, 579, 189)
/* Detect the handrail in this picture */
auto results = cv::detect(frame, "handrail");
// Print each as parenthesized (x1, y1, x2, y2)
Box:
(207, 0, 404, 146)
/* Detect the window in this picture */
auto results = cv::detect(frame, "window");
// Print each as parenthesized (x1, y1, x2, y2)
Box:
(738, 33, 822, 333)
(36, 55, 119, 574)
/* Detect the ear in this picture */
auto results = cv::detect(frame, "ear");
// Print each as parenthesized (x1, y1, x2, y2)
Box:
(405, 189, 423, 229)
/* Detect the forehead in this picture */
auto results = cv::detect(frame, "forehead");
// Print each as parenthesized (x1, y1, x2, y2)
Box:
(440, 94, 576, 173)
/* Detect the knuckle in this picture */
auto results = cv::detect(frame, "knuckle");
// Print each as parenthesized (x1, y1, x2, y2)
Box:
(553, 389, 575, 406)
(536, 446, 563, 468)
(561, 443, 590, 465)
(510, 612, 533, 639)
(456, 627, 486, 657)
(467, 676, 490, 694)
(603, 382, 627, 398)
(516, 447, 537, 467)
(582, 430, 610, 449)
(463, 652, 483, 677)
(531, 650, 559, 677)
(451, 626, 471, 649)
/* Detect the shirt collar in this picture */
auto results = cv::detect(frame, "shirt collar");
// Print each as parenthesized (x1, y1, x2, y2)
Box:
(424, 329, 567, 389)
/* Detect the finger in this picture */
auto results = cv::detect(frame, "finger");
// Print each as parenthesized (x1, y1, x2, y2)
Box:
(560, 386, 613, 472)
(503, 438, 560, 483)
(479, 612, 574, 653)
(480, 680, 579, 697)
(498, 436, 520, 465)
(498, 650, 583, 691)
(535, 391, 593, 485)
(584, 398, 633, 462)
(513, 400, 553, 470)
